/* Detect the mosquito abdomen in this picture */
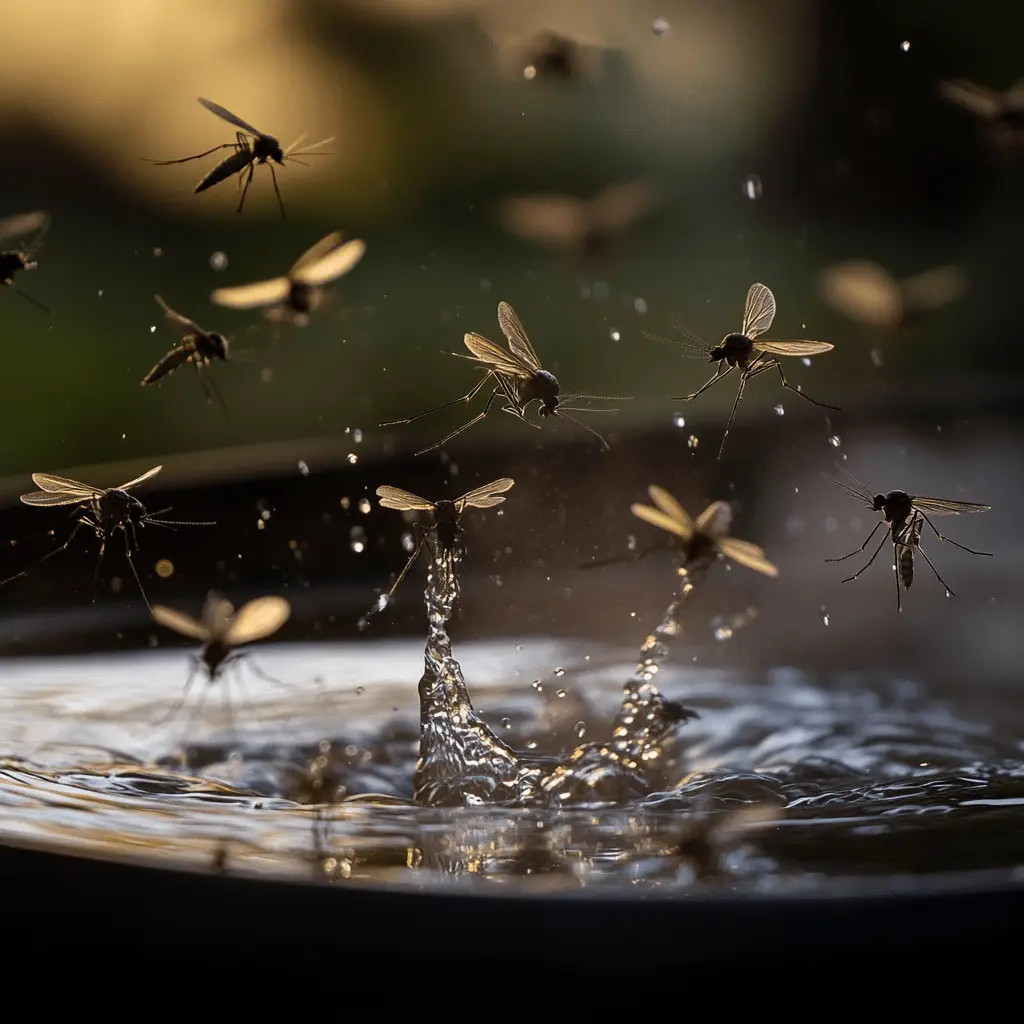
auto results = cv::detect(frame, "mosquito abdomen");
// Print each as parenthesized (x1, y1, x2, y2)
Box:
(195, 149, 253, 193)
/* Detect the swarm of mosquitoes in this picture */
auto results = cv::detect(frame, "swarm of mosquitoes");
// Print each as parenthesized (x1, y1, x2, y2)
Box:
(0, 84, 996, 728)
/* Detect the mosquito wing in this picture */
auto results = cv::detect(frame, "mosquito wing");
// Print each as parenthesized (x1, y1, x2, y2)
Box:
(151, 605, 211, 642)
(290, 232, 344, 275)
(29, 473, 102, 497)
(820, 260, 902, 327)
(376, 485, 436, 512)
(224, 596, 291, 646)
(938, 80, 1001, 120)
(496, 301, 541, 370)
(899, 265, 967, 314)
(154, 295, 200, 335)
(695, 500, 733, 538)
(591, 180, 654, 232)
(498, 194, 585, 247)
(456, 477, 515, 511)
(292, 239, 366, 287)
(463, 332, 536, 378)
(631, 501, 690, 538)
(718, 536, 779, 577)
(0, 211, 49, 245)
(117, 465, 163, 491)
(20, 491, 95, 507)
(646, 485, 694, 538)
(742, 283, 776, 340)
(911, 496, 991, 516)
(211, 276, 291, 309)
(197, 98, 265, 136)
(755, 339, 835, 357)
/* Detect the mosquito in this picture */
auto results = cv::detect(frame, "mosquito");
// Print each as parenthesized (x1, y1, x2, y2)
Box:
(823, 464, 991, 612)
(145, 97, 333, 218)
(939, 78, 1024, 144)
(150, 591, 291, 741)
(819, 260, 967, 329)
(381, 300, 627, 455)
(210, 231, 366, 327)
(9, 465, 214, 609)
(369, 477, 514, 613)
(629, 485, 779, 577)
(645, 282, 838, 460)
(0, 210, 50, 314)
(142, 295, 231, 415)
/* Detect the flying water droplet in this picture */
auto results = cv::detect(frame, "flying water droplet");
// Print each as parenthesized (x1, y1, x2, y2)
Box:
(501, 717, 512, 730)
(574, 721, 587, 739)
(401, 531, 416, 553)
(553, 667, 565, 677)
(531, 679, 543, 692)
(687, 434, 699, 450)
(829, 435, 842, 448)
(743, 174, 763, 200)
(634, 297, 648, 314)
(714, 625, 733, 641)
(774, 404, 785, 416)
(610, 328, 621, 342)
(347, 453, 358, 465)
(900, 40, 911, 52)
(870, 347, 884, 367)
(210, 251, 228, 271)
(349, 526, 366, 554)
(556, 688, 567, 698)
(358, 497, 371, 514)
(820, 605, 830, 627)
(652, 16, 670, 36)
(673, 412, 686, 428)
(801, 357, 812, 367)
(297, 460, 310, 476)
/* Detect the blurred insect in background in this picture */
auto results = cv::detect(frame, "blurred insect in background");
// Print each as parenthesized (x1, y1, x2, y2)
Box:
(824, 465, 991, 612)
(146, 97, 333, 218)
(629, 485, 779, 577)
(939, 78, 1024, 147)
(498, 180, 654, 262)
(0, 210, 50, 313)
(142, 295, 231, 416)
(367, 477, 515, 617)
(819, 260, 967, 329)
(646, 283, 837, 460)
(482, 23, 611, 83)
(150, 592, 291, 746)
(211, 231, 366, 326)
(7, 466, 214, 609)
(381, 301, 626, 454)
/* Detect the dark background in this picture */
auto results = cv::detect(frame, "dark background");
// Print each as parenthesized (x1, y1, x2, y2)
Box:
(0, 0, 1021, 693)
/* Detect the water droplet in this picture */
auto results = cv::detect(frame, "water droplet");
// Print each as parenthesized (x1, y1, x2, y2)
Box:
(149, 325, 156, 333)
(801, 357, 812, 367)
(672, 412, 686, 428)
(610, 328, 621, 342)
(652, 16, 670, 36)
(556, 688, 567, 698)
(634, 297, 648, 315)
(824, 516, 838, 533)
(347, 453, 358, 465)
(526, 741, 537, 750)
(900, 40, 910, 52)
(714, 625, 733, 641)
(743, 174, 763, 200)
(523, 65, 537, 80)
(349, 526, 366, 554)
(155, 559, 174, 579)
(358, 497, 371, 514)
(153, 247, 163, 258)
(944, 589, 952, 599)
(575, 721, 587, 739)
(97, 289, 103, 298)
(352, 428, 364, 443)
(260, 509, 271, 521)
(626, 533, 637, 552)
(774, 404, 785, 416)
(870, 347, 884, 367)
(297, 460, 310, 476)
(340, 497, 351, 510)
(501, 717, 512, 730)
(553, 666, 565, 677)
(374, 595, 388, 613)
(820, 605, 830, 627)
(687, 434, 699, 450)
(829, 435, 842, 448)
(401, 531, 416, 553)
(531, 679, 543, 692)
(210, 251, 228, 271)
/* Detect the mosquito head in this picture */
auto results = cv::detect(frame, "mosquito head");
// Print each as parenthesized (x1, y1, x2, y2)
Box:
(287, 280, 317, 314)
(0, 251, 30, 284)
(253, 134, 285, 164)
(872, 493, 888, 511)
(208, 332, 230, 362)
(202, 639, 231, 678)
(535, 370, 561, 416)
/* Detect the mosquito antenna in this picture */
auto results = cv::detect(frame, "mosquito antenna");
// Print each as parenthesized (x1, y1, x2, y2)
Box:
(286, 136, 334, 158)
(822, 472, 873, 506)
(11, 287, 50, 315)
(559, 392, 632, 402)
(668, 317, 712, 348)
(554, 409, 611, 450)
(577, 539, 666, 570)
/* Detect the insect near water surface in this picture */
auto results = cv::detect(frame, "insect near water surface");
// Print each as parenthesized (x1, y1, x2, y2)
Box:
(0, 210, 50, 313)
(646, 283, 838, 460)
(211, 231, 366, 326)
(824, 465, 992, 611)
(147, 98, 333, 218)
(382, 301, 626, 454)
(368, 477, 515, 615)
(9, 466, 213, 609)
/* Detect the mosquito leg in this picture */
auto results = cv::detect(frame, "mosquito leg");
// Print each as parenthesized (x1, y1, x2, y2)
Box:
(199, 372, 231, 421)
(919, 512, 993, 557)
(380, 372, 495, 426)
(717, 373, 748, 461)
(415, 386, 502, 455)
(268, 163, 286, 220)
(36, 519, 87, 565)
(760, 359, 842, 411)
(238, 653, 286, 689)
(236, 163, 254, 214)
(894, 542, 903, 613)
(11, 288, 50, 315)
(839, 530, 888, 584)
(146, 144, 238, 166)
(555, 409, 611, 451)
(826, 521, 883, 562)
(378, 530, 427, 612)
(90, 537, 108, 604)
(915, 542, 957, 597)
(153, 655, 202, 727)
(674, 362, 730, 402)
(121, 528, 151, 611)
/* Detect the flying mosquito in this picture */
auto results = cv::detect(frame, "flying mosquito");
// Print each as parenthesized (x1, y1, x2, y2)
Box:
(150, 591, 291, 736)
(9, 465, 214, 609)
(210, 231, 366, 326)
(629, 485, 779, 577)
(369, 477, 515, 613)
(823, 465, 991, 612)
(381, 300, 627, 455)
(142, 295, 230, 414)
(939, 78, 1024, 145)
(0, 210, 50, 313)
(146, 97, 333, 218)
(819, 260, 967, 329)
(645, 283, 838, 461)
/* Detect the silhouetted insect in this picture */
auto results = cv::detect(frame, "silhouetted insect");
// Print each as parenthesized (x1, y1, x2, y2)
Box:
(381, 301, 626, 455)
(499, 180, 653, 261)
(646, 283, 838, 460)
(939, 78, 1024, 145)
(211, 231, 365, 326)
(151, 591, 291, 739)
(0, 210, 50, 314)
(824, 465, 991, 612)
(820, 260, 967, 329)
(142, 295, 230, 415)
(146, 97, 332, 218)
(11, 465, 213, 609)
(370, 477, 514, 613)
(630, 485, 779, 577)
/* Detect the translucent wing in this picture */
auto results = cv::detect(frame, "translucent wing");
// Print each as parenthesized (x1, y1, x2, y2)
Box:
(197, 97, 264, 136)
(496, 301, 541, 369)
(631, 502, 689, 538)
(695, 501, 733, 538)
(462, 332, 535, 378)
(20, 491, 93, 507)
(819, 260, 902, 327)
(201, 594, 236, 639)
(911, 496, 991, 516)
(224, 596, 291, 646)
(718, 537, 779, 577)
(150, 605, 211, 642)
(899, 265, 967, 314)
(376, 485, 436, 512)
(211, 277, 291, 309)
(289, 232, 343, 275)
(755, 339, 835, 356)
(154, 295, 200, 335)
(591, 180, 653, 232)
(292, 239, 366, 287)
(646, 486, 694, 537)
(29, 473, 101, 497)
(499, 194, 586, 246)
(116, 465, 162, 491)
(938, 80, 1001, 120)
(456, 477, 515, 510)
(0, 211, 49, 244)
(742, 283, 776, 340)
